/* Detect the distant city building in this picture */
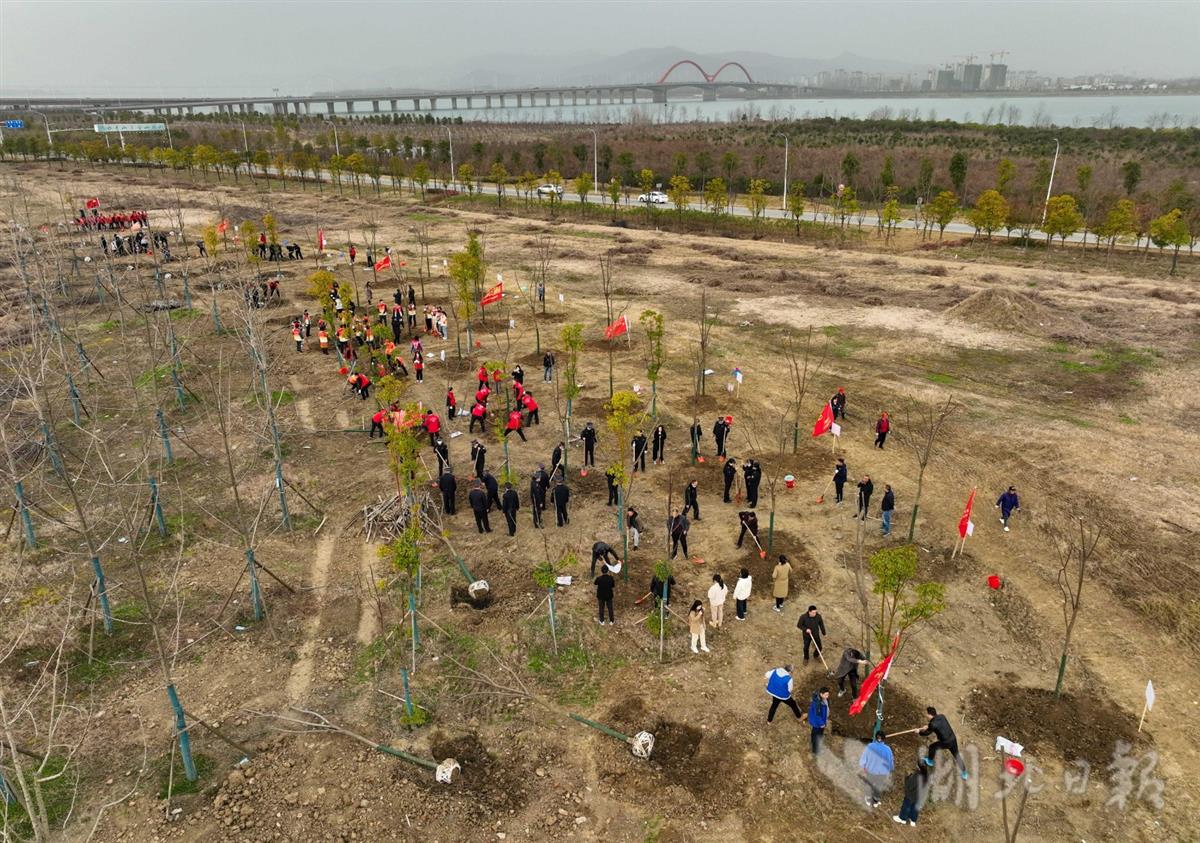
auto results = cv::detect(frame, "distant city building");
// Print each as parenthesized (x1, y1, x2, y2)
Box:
(962, 63, 984, 91)
(984, 63, 1008, 90)
(935, 68, 959, 91)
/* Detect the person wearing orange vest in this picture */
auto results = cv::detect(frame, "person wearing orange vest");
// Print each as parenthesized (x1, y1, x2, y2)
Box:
(470, 401, 487, 434)
(384, 340, 395, 357)
(370, 409, 387, 438)
(414, 356, 424, 382)
(424, 411, 441, 444)
(376, 300, 387, 324)
(355, 373, 371, 400)
(335, 326, 348, 358)
(446, 386, 457, 422)
(318, 328, 330, 354)
(365, 325, 375, 347)
(522, 391, 539, 425)
(505, 409, 527, 441)
(292, 325, 303, 353)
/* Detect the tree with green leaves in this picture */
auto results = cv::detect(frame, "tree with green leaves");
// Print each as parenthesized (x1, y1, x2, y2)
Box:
(695, 150, 712, 190)
(1149, 208, 1191, 274)
(746, 178, 770, 230)
(948, 151, 969, 199)
(996, 158, 1016, 197)
(869, 544, 946, 657)
(786, 182, 806, 235)
(457, 162, 476, 195)
(880, 192, 902, 244)
(916, 157, 934, 203)
(1097, 198, 1137, 259)
(637, 168, 655, 207)
(607, 176, 621, 214)
(560, 322, 584, 424)
(489, 161, 508, 207)
(639, 309, 665, 418)
(411, 160, 430, 199)
(668, 174, 691, 219)
(720, 151, 739, 207)
(605, 389, 648, 567)
(841, 151, 860, 187)
(573, 172, 593, 207)
(927, 190, 958, 240)
(543, 169, 563, 216)
(970, 189, 1009, 241)
(1121, 161, 1142, 196)
(834, 186, 858, 229)
(704, 177, 727, 215)
(1043, 194, 1084, 247)
(448, 232, 485, 356)
(880, 155, 895, 190)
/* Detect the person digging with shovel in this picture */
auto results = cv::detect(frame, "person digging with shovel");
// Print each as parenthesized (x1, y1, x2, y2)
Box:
(798, 605, 827, 666)
(834, 647, 870, 698)
(736, 510, 761, 553)
(919, 707, 969, 781)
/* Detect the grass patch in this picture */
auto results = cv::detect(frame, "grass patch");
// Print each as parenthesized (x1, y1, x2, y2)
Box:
(70, 601, 153, 684)
(354, 625, 412, 682)
(270, 389, 295, 406)
(154, 751, 216, 799)
(168, 307, 201, 321)
(1059, 346, 1154, 376)
(97, 319, 121, 331)
(1118, 414, 1139, 425)
(135, 363, 179, 388)
(526, 641, 617, 707)
(1061, 416, 1094, 429)
(2, 754, 78, 839)
(403, 212, 442, 222)
(1046, 340, 1072, 354)
(820, 325, 873, 359)
(925, 372, 957, 386)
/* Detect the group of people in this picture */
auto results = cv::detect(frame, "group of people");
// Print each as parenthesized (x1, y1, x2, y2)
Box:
(74, 208, 148, 230)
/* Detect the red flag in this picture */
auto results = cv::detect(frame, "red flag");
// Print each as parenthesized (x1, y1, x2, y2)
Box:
(374, 255, 392, 272)
(216, 219, 229, 234)
(317, 229, 326, 251)
(85, 197, 100, 209)
(849, 634, 899, 715)
(604, 314, 628, 340)
(811, 402, 834, 437)
(957, 488, 976, 539)
(480, 282, 504, 307)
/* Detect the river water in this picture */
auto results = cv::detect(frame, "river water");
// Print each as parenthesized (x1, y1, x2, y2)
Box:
(369, 93, 1200, 128)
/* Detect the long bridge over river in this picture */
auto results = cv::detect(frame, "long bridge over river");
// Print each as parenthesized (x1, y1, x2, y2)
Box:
(1, 61, 812, 116)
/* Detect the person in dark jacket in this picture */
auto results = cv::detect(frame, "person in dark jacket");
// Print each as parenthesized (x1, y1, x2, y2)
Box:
(683, 479, 701, 520)
(893, 761, 931, 827)
(438, 471, 457, 515)
(651, 424, 666, 464)
(625, 506, 641, 550)
(501, 483, 520, 536)
(874, 412, 890, 448)
(552, 479, 571, 526)
(605, 466, 619, 506)
(736, 510, 759, 548)
(834, 647, 870, 697)
(580, 422, 597, 467)
(880, 484, 895, 536)
(690, 420, 703, 457)
(542, 350, 555, 382)
(591, 541, 620, 576)
(433, 437, 450, 475)
(468, 482, 491, 534)
(470, 440, 487, 478)
(831, 387, 846, 420)
(530, 467, 548, 528)
(856, 475, 874, 520)
(744, 460, 761, 509)
(550, 442, 564, 478)
(712, 416, 730, 458)
(920, 707, 968, 780)
(482, 471, 501, 511)
(833, 458, 848, 504)
(595, 565, 616, 624)
(798, 605, 826, 664)
(723, 457, 737, 503)
(803, 688, 831, 754)
(631, 430, 648, 473)
(668, 508, 690, 559)
(996, 486, 1021, 531)
(649, 570, 676, 604)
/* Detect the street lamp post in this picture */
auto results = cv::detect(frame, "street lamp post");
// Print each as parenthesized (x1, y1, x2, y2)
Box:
(1041, 137, 1060, 226)
(33, 111, 53, 149)
(777, 133, 789, 210)
(240, 121, 250, 154)
(589, 127, 598, 191)
(445, 126, 454, 189)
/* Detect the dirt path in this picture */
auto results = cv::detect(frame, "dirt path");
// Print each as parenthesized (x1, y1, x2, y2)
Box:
(283, 534, 336, 703)
(356, 541, 381, 645)
(289, 374, 316, 432)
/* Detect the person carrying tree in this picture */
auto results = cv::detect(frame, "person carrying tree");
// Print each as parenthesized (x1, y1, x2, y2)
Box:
(798, 605, 826, 664)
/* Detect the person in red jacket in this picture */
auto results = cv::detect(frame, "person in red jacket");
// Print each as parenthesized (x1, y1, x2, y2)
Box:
(505, 409, 527, 441)
(512, 379, 525, 401)
(370, 409, 387, 438)
(424, 411, 441, 443)
(477, 365, 488, 386)
(349, 245, 356, 264)
(414, 356, 424, 382)
(522, 391, 539, 425)
(446, 386, 457, 422)
(475, 384, 490, 405)
(470, 401, 487, 434)
(874, 412, 890, 449)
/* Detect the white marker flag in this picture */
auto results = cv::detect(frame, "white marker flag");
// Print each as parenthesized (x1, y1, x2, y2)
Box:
(994, 736, 1024, 757)
(1145, 680, 1155, 711)
(831, 423, 842, 437)
(966, 521, 975, 536)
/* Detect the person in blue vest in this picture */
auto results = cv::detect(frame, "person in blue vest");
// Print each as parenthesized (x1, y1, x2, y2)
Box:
(995, 486, 1021, 532)
(859, 732, 895, 808)
(764, 665, 803, 723)
(803, 687, 831, 754)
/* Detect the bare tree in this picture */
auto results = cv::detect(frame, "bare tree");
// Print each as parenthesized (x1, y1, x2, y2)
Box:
(895, 395, 960, 542)
(783, 327, 829, 453)
(1051, 516, 1103, 699)
(532, 234, 554, 316)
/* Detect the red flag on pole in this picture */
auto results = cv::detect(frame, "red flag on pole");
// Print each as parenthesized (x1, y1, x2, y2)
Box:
(604, 314, 629, 340)
(480, 282, 504, 307)
(85, 197, 100, 209)
(811, 402, 834, 437)
(958, 488, 976, 539)
(216, 219, 229, 234)
(849, 634, 899, 715)
(373, 255, 392, 272)
(317, 229, 326, 252)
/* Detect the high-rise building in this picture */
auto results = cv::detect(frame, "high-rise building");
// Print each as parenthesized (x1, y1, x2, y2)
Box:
(984, 64, 1008, 90)
(935, 68, 959, 91)
(962, 64, 983, 91)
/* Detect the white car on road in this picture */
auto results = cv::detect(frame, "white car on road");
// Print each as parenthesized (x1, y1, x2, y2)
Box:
(536, 183, 564, 197)
(638, 190, 669, 205)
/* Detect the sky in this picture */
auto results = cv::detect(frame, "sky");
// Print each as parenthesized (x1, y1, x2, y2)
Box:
(1, 0, 1197, 96)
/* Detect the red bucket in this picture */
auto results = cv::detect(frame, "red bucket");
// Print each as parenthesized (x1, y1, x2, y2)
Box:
(1004, 758, 1025, 777)
(785, 474, 796, 489)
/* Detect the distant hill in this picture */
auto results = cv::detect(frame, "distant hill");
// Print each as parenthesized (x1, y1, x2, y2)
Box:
(311, 47, 929, 95)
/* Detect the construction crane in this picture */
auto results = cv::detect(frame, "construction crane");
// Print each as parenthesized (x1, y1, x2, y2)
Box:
(990, 51, 1009, 64)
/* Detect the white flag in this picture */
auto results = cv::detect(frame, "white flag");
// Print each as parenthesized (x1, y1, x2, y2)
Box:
(994, 736, 1024, 757)
(831, 422, 842, 437)
(966, 521, 975, 536)
(1145, 680, 1155, 711)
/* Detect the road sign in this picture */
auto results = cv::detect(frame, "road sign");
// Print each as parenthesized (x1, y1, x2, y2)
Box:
(3, 120, 25, 129)
(93, 122, 167, 133)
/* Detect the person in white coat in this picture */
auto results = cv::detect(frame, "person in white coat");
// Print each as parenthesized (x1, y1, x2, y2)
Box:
(733, 567, 753, 620)
(707, 574, 728, 628)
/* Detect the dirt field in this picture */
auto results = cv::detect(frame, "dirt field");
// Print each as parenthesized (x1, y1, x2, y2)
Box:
(2, 162, 1198, 843)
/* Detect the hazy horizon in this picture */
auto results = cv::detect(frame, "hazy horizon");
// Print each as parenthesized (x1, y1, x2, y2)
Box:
(2, 0, 1197, 97)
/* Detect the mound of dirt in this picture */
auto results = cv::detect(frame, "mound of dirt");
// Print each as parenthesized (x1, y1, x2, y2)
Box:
(945, 288, 1095, 341)
(965, 683, 1147, 765)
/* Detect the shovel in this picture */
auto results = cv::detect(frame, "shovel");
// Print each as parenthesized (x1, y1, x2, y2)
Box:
(748, 530, 767, 559)
(805, 629, 832, 675)
(815, 478, 833, 505)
